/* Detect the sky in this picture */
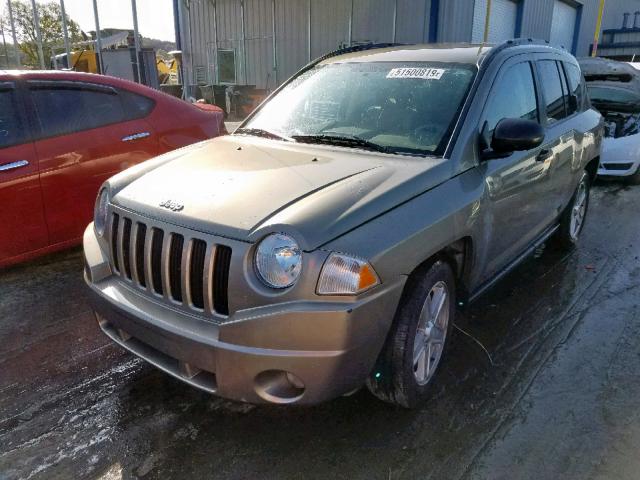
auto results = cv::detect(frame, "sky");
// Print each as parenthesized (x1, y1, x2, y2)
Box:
(1, 0, 175, 42)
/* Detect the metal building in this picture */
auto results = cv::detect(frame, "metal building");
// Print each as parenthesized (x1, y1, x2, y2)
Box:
(179, 0, 640, 91)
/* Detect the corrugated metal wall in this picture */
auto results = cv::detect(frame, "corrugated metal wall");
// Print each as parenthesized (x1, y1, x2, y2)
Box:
(275, 0, 309, 82)
(396, 0, 431, 44)
(436, 0, 474, 42)
(187, 0, 437, 89)
(351, 0, 395, 43)
(244, 0, 274, 88)
(310, 0, 351, 58)
(184, 0, 640, 90)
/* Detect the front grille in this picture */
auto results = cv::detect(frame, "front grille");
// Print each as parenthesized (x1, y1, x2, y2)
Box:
(122, 218, 132, 280)
(151, 228, 164, 295)
(189, 239, 207, 309)
(602, 162, 633, 171)
(169, 234, 184, 302)
(109, 213, 232, 317)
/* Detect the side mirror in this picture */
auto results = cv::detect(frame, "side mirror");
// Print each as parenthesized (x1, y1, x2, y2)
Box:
(490, 118, 544, 155)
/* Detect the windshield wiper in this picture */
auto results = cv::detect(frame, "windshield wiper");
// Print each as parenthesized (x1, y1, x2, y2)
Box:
(234, 127, 292, 141)
(291, 134, 391, 154)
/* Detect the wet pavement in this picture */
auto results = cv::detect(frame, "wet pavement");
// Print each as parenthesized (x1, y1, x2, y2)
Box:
(1, 182, 639, 480)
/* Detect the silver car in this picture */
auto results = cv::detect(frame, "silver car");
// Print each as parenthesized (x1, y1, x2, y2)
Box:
(84, 41, 602, 407)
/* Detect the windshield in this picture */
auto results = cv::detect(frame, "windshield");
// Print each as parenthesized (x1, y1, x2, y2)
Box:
(242, 61, 476, 156)
(587, 85, 640, 106)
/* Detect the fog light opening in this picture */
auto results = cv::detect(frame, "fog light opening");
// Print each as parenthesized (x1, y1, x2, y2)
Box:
(254, 370, 305, 404)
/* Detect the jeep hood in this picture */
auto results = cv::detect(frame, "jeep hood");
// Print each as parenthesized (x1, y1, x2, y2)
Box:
(113, 136, 452, 250)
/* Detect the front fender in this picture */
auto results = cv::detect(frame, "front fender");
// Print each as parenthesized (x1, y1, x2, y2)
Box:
(322, 167, 486, 292)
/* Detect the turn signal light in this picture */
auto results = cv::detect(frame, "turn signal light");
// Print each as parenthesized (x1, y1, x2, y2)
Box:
(317, 253, 380, 295)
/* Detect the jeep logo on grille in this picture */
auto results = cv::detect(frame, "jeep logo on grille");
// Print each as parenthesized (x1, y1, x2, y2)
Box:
(159, 199, 184, 212)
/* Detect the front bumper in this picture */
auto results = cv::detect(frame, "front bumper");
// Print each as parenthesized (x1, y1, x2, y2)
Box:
(84, 224, 405, 405)
(599, 136, 640, 177)
(597, 160, 640, 177)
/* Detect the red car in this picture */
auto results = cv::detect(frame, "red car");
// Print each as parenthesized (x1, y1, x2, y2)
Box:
(0, 70, 225, 268)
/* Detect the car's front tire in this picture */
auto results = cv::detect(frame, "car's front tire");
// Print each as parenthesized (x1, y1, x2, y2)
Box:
(366, 259, 455, 408)
(554, 170, 590, 250)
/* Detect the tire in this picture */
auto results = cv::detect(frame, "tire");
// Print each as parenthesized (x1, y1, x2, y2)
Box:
(553, 171, 590, 250)
(366, 259, 456, 408)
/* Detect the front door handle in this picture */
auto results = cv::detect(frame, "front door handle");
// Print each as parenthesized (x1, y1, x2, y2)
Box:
(122, 132, 151, 142)
(536, 149, 552, 162)
(0, 159, 29, 172)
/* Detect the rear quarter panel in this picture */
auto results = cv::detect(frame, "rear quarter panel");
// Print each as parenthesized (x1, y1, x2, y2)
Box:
(147, 96, 223, 151)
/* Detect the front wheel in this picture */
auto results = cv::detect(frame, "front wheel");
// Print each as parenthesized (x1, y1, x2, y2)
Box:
(553, 171, 590, 250)
(366, 259, 455, 408)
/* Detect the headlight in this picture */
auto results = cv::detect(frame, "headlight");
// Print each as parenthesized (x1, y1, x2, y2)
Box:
(94, 187, 110, 236)
(255, 233, 302, 288)
(317, 253, 380, 295)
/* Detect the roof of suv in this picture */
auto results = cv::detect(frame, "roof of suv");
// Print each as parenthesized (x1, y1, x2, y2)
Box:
(321, 43, 494, 65)
(319, 40, 570, 67)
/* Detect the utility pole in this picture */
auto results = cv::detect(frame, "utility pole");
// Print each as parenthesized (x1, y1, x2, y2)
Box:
(271, 0, 277, 87)
(307, 0, 311, 61)
(131, 0, 142, 83)
(92, 0, 103, 73)
(592, 0, 606, 57)
(60, 0, 72, 68)
(7, 0, 21, 66)
(483, 0, 493, 43)
(30, 0, 45, 69)
(348, 0, 353, 46)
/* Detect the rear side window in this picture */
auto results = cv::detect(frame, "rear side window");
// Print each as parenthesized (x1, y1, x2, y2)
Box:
(119, 89, 155, 119)
(563, 62, 584, 112)
(483, 62, 539, 137)
(537, 60, 567, 123)
(0, 86, 26, 148)
(30, 84, 125, 138)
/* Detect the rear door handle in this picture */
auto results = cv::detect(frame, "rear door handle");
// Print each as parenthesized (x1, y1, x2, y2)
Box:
(122, 132, 151, 142)
(536, 149, 552, 162)
(0, 160, 29, 172)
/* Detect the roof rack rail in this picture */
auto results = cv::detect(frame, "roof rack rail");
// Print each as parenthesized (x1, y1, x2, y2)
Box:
(494, 38, 554, 52)
(479, 37, 562, 67)
(299, 42, 408, 73)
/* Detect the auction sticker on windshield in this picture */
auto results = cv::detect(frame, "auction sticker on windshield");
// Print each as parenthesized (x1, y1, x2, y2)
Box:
(386, 68, 446, 80)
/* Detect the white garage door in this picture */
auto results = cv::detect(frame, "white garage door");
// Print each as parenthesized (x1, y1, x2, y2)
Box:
(472, 0, 518, 43)
(550, 1, 577, 51)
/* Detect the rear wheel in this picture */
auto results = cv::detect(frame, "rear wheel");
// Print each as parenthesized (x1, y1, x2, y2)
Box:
(366, 259, 455, 408)
(553, 171, 590, 250)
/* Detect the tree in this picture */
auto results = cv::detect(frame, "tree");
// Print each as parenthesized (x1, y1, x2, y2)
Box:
(0, 0, 84, 68)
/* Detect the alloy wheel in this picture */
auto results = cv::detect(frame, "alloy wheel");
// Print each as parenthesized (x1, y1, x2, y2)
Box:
(570, 177, 588, 240)
(412, 280, 450, 385)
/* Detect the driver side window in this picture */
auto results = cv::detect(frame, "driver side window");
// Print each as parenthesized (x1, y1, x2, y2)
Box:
(0, 87, 26, 149)
(483, 62, 539, 141)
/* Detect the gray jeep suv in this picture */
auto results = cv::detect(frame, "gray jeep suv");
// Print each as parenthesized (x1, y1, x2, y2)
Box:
(84, 40, 602, 407)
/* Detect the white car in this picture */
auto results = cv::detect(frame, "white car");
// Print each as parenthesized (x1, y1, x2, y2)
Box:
(580, 57, 640, 183)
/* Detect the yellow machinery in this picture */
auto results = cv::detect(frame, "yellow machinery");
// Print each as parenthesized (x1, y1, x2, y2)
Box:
(51, 49, 99, 72)
(157, 58, 178, 84)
